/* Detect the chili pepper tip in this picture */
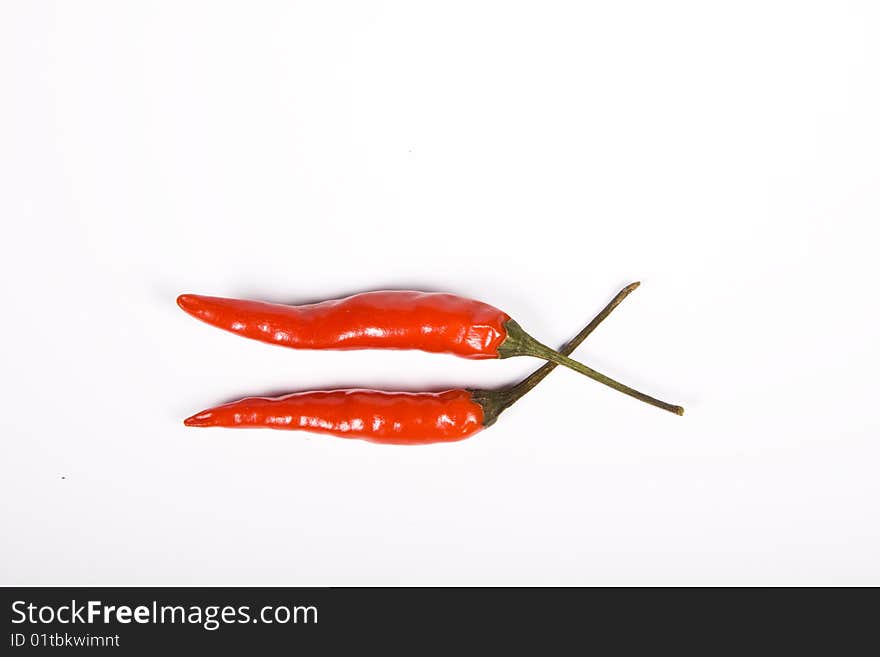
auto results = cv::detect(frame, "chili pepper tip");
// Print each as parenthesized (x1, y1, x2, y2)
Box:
(183, 411, 214, 427)
(176, 294, 197, 312)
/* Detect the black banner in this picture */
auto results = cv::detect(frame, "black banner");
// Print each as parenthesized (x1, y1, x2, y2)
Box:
(1, 587, 874, 653)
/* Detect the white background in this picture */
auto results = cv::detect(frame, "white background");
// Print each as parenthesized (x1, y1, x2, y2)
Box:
(2, 1, 878, 586)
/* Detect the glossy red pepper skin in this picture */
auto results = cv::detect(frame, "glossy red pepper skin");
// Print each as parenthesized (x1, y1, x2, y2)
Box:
(177, 291, 510, 359)
(184, 389, 484, 445)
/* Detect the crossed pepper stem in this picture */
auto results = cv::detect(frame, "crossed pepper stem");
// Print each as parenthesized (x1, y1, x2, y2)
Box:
(496, 282, 684, 416)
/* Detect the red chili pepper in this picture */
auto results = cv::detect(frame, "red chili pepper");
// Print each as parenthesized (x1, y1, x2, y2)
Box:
(184, 389, 484, 445)
(183, 283, 683, 444)
(177, 289, 682, 414)
(176, 291, 508, 359)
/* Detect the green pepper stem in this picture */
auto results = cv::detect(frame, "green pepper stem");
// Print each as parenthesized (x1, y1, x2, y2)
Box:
(523, 340, 684, 415)
(496, 296, 684, 416)
(474, 282, 645, 424)
(505, 281, 640, 402)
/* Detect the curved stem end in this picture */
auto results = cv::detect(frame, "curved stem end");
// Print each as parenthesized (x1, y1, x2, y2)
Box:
(500, 318, 684, 416)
